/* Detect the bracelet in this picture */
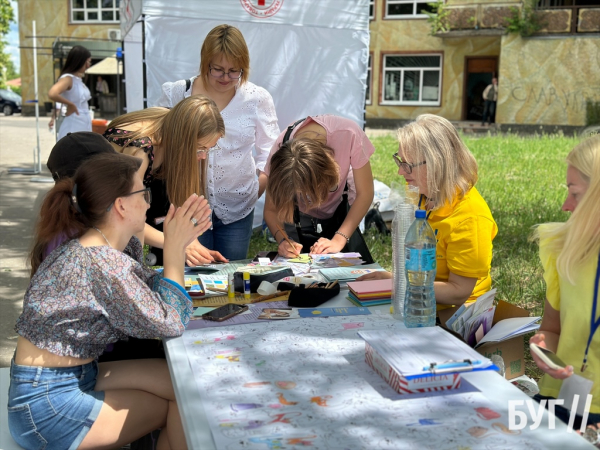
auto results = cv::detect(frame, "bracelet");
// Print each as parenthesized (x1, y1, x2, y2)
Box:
(335, 230, 350, 243)
(274, 228, 283, 240)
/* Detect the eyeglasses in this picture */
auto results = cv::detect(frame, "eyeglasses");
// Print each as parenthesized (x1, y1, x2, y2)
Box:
(197, 142, 221, 156)
(393, 153, 426, 174)
(208, 65, 243, 80)
(106, 188, 152, 212)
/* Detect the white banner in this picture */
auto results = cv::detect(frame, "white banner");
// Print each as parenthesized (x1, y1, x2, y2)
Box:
(145, 14, 369, 127)
(123, 0, 370, 228)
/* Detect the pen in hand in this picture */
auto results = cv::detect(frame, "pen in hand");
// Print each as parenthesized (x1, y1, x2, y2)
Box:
(276, 224, 300, 258)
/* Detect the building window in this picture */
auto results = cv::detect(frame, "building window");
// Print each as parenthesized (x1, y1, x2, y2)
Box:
(385, 0, 436, 18)
(71, 0, 120, 23)
(366, 55, 372, 104)
(382, 54, 442, 105)
(370, 0, 375, 19)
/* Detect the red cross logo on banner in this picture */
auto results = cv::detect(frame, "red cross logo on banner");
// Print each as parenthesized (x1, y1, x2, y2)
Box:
(240, 0, 284, 18)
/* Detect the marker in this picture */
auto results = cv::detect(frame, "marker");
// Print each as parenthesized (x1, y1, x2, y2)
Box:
(423, 359, 482, 372)
(243, 272, 251, 299)
(228, 273, 235, 298)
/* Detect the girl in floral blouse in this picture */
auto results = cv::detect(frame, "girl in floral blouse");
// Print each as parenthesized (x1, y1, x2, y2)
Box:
(8, 152, 210, 450)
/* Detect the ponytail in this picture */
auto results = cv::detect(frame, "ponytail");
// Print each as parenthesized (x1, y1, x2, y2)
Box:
(29, 152, 142, 277)
(30, 178, 87, 276)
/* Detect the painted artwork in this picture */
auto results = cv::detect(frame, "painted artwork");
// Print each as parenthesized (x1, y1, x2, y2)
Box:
(182, 315, 548, 449)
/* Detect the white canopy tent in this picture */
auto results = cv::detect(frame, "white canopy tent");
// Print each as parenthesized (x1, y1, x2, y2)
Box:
(120, 0, 370, 126)
(119, 0, 370, 227)
(86, 55, 123, 75)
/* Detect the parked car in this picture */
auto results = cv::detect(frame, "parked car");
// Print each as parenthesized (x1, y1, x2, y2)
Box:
(0, 89, 22, 115)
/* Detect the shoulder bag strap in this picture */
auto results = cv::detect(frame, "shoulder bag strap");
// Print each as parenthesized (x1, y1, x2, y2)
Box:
(185, 78, 191, 92)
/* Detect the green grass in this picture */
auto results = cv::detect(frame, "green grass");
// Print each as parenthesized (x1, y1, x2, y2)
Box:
(248, 133, 579, 379)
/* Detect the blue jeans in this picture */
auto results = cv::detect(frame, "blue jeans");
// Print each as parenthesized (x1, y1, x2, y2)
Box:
(8, 360, 105, 450)
(199, 210, 254, 260)
(482, 100, 496, 124)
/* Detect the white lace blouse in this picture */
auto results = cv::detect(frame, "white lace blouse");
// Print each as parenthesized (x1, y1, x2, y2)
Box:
(156, 77, 280, 224)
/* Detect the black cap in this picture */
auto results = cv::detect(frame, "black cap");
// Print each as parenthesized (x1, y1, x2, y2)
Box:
(47, 132, 116, 181)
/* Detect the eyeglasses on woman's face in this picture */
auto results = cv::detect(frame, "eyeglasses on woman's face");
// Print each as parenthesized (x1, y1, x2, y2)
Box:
(107, 187, 152, 212)
(208, 65, 243, 80)
(197, 142, 222, 156)
(125, 187, 152, 204)
(393, 153, 426, 175)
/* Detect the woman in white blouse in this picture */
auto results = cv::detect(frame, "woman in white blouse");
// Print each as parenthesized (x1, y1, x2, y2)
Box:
(157, 24, 279, 260)
(48, 45, 93, 140)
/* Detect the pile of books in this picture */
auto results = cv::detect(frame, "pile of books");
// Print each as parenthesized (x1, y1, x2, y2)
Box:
(346, 279, 392, 306)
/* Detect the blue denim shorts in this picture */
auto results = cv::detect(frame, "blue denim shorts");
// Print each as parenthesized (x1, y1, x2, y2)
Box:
(7, 359, 105, 450)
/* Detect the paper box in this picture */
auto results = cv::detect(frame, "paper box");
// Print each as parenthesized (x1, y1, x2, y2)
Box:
(365, 342, 461, 394)
(438, 300, 530, 380)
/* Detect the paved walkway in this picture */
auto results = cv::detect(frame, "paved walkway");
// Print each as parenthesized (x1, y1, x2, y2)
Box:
(0, 115, 56, 367)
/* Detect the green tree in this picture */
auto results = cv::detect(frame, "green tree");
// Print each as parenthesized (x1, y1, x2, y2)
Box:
(0, 0, 16, 89)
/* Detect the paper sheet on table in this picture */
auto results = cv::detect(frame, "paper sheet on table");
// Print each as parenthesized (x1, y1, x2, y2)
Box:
(287, 254, 312, 263)
(181, 314, 557, 449)
(198, 275, 228, 292)
(475, 317, 541, 347)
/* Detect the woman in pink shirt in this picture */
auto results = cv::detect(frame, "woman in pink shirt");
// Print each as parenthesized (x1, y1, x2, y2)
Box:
(262, 115, 374, 262)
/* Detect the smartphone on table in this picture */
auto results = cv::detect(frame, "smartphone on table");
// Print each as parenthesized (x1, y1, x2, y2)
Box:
(529, 343, 567, 370)
(202, 303, 248, 322)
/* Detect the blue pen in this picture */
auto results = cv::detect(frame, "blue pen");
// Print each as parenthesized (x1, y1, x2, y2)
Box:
(424, 359, 482, 373)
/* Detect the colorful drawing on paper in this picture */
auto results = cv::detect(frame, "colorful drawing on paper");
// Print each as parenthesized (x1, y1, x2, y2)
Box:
(182, 315, 550, 450)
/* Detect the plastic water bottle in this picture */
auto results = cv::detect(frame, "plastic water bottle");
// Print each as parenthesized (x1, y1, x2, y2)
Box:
(391, 203, 415, 320)
(403, 209, 436, 328)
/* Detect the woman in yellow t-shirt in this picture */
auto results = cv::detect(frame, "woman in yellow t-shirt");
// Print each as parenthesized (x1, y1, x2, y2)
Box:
(530, 134, 600, 433)
(358, 114, 497, 309)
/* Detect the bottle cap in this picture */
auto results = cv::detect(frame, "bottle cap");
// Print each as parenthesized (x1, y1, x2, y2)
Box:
(243, 272, 250, 280)
(415, 209, 426, 219)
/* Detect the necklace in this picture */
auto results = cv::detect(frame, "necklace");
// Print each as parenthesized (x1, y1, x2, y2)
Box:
(92, 227, 112, 248)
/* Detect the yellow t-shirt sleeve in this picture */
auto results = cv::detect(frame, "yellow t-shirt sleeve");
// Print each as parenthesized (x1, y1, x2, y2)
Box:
(446, 216, 496, 279)
(539, 236, 561, 310)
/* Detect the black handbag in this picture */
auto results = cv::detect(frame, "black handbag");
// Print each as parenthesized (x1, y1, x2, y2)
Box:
(282, 119, 374, 264)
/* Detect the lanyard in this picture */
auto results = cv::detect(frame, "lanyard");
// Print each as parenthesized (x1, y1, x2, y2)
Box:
(418, 194, 432, 220)
(581, 252, 600, 372)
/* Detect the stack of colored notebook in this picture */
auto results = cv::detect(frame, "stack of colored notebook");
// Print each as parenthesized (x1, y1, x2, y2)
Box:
(346, 279, 393, 306)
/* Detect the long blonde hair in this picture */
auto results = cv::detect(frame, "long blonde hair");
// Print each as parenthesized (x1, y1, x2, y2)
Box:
(533, 134, 600, 283)
(106, 95, 224, 206)
(396, 114, 478, 209)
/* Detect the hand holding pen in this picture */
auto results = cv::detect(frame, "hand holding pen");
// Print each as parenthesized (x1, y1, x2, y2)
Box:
(276, 224, 302, 258)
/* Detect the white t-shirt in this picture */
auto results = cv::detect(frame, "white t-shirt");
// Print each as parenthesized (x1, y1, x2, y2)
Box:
(156, 77, 280, 224)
